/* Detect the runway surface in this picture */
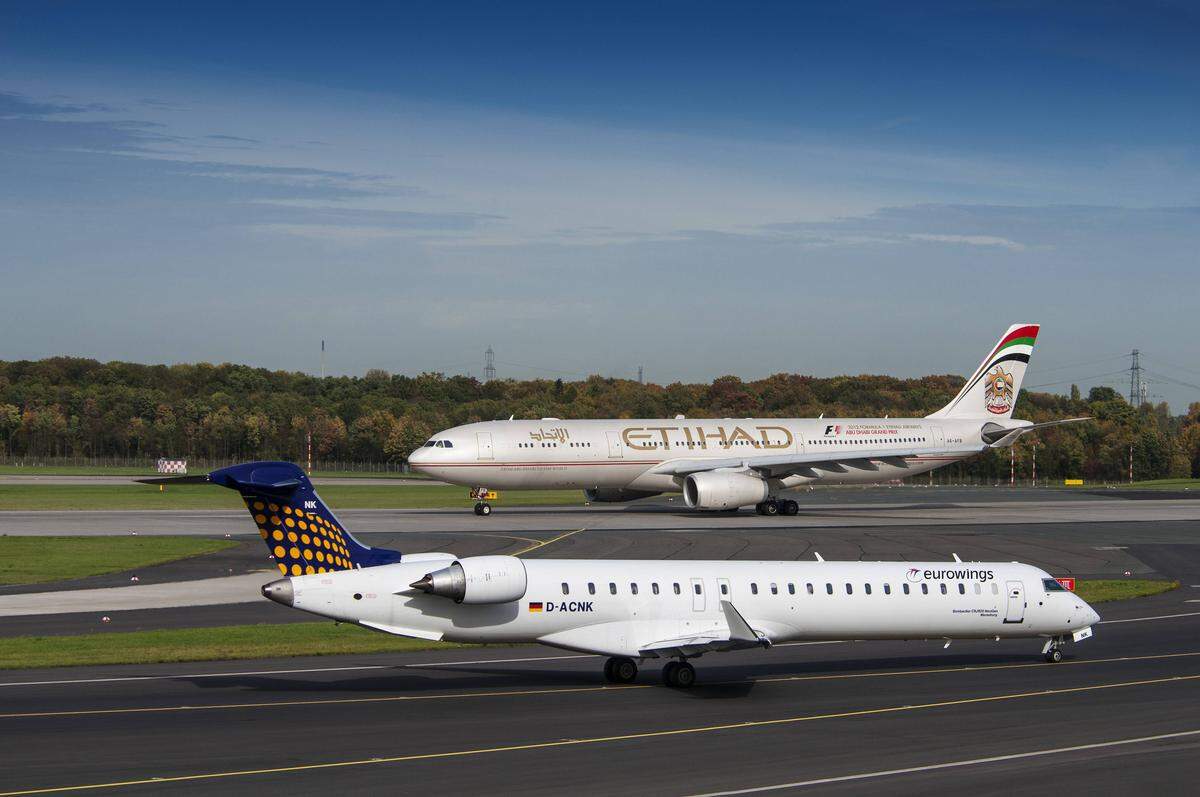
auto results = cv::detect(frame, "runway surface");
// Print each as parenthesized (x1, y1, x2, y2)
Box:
(2, 487, 1198, 794)
(1, 585, 1199, 796)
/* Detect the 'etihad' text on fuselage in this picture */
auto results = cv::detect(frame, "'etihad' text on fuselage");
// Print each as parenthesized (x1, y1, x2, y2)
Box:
(621, 425, 793, 450)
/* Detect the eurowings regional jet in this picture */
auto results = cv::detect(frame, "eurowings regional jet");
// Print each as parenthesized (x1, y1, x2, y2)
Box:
(409, 324, 1087, 516)
(145, 461, 1100, 687)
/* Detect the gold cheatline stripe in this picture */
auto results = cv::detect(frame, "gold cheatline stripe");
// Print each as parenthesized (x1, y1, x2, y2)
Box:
(2, 650, 1197, 721)
(2, 673, 1197, 795)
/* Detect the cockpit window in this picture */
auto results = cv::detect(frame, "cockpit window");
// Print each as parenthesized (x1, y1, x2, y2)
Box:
(443, 440, 453, 448)
(425, 440, 436, 447)
(1042, 578, 1067, 592)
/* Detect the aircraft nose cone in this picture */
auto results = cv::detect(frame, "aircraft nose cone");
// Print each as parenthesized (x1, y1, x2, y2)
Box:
(1087, 606, 1101, 625)
(262, 578, 294, 607)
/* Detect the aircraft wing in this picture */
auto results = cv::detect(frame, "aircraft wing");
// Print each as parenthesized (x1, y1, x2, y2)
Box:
(651, 446, 983, 479)
(637, 601, 771, 658)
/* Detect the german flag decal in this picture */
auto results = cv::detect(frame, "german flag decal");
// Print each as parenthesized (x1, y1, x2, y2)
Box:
(528, 602, 543, 612)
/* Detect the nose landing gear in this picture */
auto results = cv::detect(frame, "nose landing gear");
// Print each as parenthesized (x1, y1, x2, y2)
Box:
(1042, 635, 1068, 663)
(470, 488, 495, 516)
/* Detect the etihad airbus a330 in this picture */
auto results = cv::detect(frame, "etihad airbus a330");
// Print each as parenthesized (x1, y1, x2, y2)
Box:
(409, 324, 1086, 515)
(144, 462, 1100, 687)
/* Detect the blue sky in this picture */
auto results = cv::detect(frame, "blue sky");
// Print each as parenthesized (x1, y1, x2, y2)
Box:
(2, 1, 1198, 408)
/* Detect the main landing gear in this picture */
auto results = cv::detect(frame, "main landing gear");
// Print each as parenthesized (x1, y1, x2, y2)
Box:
(755, 498, 799, 516)
(604, 656, 698, 688)
(603, 657, 638, 684)
(662, 659, 696, 688)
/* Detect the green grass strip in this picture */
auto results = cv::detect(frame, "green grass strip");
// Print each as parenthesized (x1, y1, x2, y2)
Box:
(0, 622, 466, 670)
(1073, 578, 1178, 603)
(0, 536, 239, 585)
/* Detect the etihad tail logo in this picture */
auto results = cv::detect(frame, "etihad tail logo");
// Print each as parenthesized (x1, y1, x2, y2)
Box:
(984, 366, 1015, 415)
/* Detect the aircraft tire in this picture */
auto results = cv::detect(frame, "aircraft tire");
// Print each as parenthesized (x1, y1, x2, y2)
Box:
(603, 658, 617, 682)
(673, 662, 696, 688)
(781, 500, 799, 516)
(662, 661, 680, 685)
(762, 501, 779, 516)
(475, 502, 492, 516)
(1045, 647, 1063, 663)
(611, 657, 638, 683)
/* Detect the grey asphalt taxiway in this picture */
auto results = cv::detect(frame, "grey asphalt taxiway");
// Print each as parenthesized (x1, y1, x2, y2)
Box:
(2, 487, 1199, 794)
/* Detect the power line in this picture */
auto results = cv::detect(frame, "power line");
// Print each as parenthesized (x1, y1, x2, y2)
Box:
(1027, 353, 1128, 374)
(494, 359, 586, 377)
(1024, 369, 1130, 389)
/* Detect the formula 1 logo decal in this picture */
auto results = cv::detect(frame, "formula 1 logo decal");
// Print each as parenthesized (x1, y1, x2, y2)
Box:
(824, 425, 841, 436)
(984, 366, 1015, 415)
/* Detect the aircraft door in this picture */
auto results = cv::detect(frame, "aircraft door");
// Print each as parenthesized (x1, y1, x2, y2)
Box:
(690, 578, 705, 612)
(931, 426, 945, 446)
(477, 432, 494, 461)
(605, 431, 624, 459)
(1004, 580, 1025, 623)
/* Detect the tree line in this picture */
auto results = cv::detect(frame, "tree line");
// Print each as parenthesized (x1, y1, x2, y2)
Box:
(1, 357, 1197, 482)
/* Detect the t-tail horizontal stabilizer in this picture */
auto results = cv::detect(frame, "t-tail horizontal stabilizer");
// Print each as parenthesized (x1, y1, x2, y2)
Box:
(138, 461, 402, 575)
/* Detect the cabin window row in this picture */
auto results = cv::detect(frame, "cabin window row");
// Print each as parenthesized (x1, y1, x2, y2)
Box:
(559, 581, 1000, 597)
(517, 442, 593, 448)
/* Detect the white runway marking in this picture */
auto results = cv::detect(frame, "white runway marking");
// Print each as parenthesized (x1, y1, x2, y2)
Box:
(685, 729, 1200, 795)
(0, 654, 592, 688)
(1101, 611, 1200, 624)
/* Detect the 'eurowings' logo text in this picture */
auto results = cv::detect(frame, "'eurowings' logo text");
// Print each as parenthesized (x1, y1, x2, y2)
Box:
(906, 567, 994, 582)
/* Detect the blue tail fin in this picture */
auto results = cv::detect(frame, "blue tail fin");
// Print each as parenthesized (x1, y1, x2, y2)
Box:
(209, 461, 402, 576)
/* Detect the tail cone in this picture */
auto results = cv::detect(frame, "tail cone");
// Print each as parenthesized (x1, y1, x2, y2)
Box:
(262, 579, 295, 607)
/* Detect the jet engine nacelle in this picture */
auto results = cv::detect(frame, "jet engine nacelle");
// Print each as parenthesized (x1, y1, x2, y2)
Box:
(584, 488, 662, 503)
(410, 555, 528, 604)
(683, 470, 768, 510)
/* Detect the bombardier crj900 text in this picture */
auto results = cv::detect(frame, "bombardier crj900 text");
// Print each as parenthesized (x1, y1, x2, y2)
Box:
(144, 462, 1100, 687)
(409, 324, 1086, 516)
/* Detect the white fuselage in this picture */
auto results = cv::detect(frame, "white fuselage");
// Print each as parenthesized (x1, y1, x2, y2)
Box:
(407, 417, 997, 494)
(285, 558, 1098, 659)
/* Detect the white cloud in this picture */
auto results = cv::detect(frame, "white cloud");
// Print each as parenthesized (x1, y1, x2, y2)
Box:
(907, 233, 1027, 251)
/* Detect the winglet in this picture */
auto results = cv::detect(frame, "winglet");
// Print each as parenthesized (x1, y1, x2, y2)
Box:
(721, 600, 770, 647)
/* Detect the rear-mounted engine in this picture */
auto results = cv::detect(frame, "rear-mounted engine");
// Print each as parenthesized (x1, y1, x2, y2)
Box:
(409, 555, 528, 604)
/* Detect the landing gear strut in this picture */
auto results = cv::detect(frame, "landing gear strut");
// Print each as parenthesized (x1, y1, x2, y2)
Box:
(662, 659, 696, 688)
(1043, 635, 1066, 663)
(470, 487, 494, 516)
(604, 657, 638, 684)
(755, 499, 799, 516)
